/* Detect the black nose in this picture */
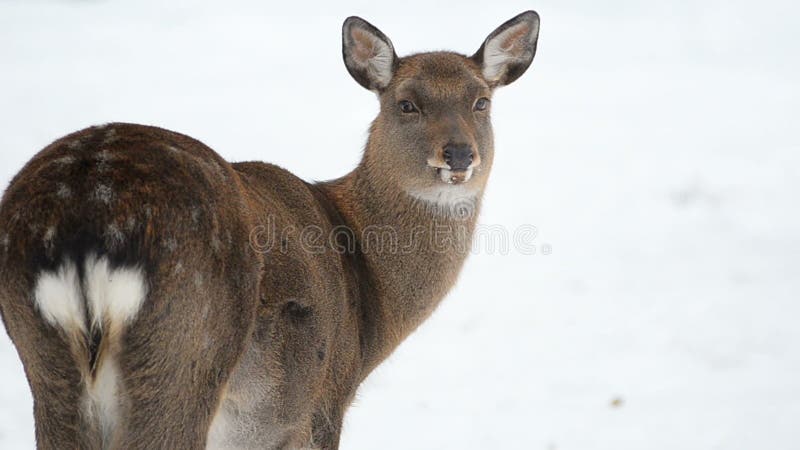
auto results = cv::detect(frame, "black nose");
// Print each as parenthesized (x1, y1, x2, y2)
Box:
(443, 144, 474, 171)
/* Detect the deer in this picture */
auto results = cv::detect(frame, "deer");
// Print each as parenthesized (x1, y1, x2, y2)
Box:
(0, 10, 540, 450)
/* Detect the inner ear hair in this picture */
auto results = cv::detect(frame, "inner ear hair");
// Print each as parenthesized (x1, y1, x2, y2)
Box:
(342, 17, 398, 92)
(473, 11, 540, 87)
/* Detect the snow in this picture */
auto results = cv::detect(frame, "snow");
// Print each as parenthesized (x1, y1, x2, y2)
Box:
(1, 0, 799, 449)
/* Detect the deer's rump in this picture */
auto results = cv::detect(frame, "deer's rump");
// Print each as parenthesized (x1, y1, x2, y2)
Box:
(0, 123, 263, 448)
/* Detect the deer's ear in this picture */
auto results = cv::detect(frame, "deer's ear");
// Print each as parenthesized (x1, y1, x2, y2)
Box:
(342, 17, 398, 92)
(472, 11, 540, 87)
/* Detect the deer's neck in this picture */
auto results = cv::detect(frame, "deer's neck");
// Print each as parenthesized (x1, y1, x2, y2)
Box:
(317, 160, 483, 373)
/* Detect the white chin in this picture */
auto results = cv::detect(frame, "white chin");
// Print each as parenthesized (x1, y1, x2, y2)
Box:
(406, 167, 480, 207)
(439, 167, 473, 184)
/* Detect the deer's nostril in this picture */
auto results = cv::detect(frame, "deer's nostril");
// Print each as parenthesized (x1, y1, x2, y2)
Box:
(443, 148, 453, 162)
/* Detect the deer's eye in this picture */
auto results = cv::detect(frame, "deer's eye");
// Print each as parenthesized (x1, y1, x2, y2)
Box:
(399, 100, 418, 114)
(474, 97, 490, 111)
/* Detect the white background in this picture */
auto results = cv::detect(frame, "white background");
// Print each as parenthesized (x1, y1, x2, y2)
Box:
(1, 0, 799, 449)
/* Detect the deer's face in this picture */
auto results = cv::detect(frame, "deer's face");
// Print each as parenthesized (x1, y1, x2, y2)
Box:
(376, 54, 492, 193)
(342, 12, 540, 202)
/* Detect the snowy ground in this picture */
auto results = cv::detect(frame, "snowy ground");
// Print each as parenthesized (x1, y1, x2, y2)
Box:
(1, 0, 799, 449)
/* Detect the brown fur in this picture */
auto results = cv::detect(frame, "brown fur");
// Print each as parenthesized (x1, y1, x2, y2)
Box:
(0, 11, 539, 450)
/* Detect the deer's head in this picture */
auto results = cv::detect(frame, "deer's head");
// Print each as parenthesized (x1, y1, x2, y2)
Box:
(343, 11, 539, 203)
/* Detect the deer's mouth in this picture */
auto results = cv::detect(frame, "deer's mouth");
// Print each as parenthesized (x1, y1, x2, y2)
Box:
(436, 167, 473, 185)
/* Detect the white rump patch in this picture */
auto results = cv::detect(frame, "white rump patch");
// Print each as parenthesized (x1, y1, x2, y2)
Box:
(34, 257, 145, 445)
(84, 256, 148, 331)
(34, 257, 147, 333)
(34, 260, 87, 333)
